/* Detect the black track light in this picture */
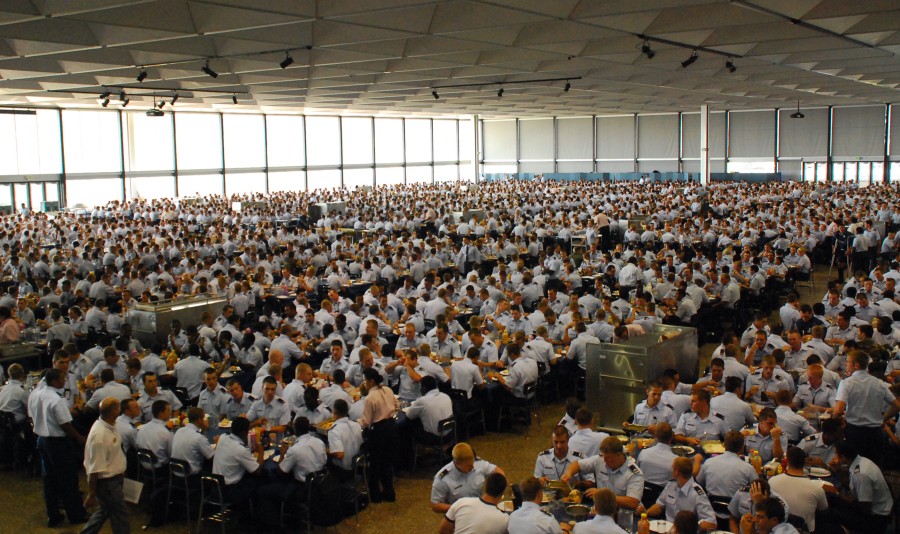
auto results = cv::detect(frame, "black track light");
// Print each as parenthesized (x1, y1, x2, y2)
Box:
(432, 89, 439, 100)
(158, 101, 166, 109)
(99, 90, 111, 100)
(681, 50, 698, 69)
(497, 87, 504, 98)
(232, 95, 238, 105)
(564, 81, 571, 93)
(136, 69, 147, 82)
(171, 94, 179, 106)
(790, 100, 805, 119)
(101, 98, 109, 108)
(202, 60, 218, 78)
(119, 91, 126, 101)
(641, 41, 655, 59)
(280, 52, 294, 69)
(725, 59, 736, 73)
(122, 98, 130, 108)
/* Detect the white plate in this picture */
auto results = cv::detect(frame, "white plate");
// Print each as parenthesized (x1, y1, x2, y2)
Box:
(497, 500, 514, 513)
(808, 467, 831, 478)
(649, 520, 673, 533)
(219, 420, 232, 428)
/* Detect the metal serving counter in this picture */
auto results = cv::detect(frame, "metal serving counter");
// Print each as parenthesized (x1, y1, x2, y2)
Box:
(126, 294, 227, 347)
(0, 341, 44, 371)
(585, 324, 698, 432)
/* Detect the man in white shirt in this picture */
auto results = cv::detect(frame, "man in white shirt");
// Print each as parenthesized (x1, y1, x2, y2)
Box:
(767, 447, 828, 532)
(81, 398, 129, 534)
(438, 472, 509, 534)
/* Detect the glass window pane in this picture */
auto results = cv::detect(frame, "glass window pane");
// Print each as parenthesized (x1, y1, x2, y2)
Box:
(832, 163, 843, 182)
(45, 184, 59, 203)
(406, 165, 432, 184)
(0, 185, 11, 209)
(266, 116, 305, 168)
(376, 166, 404, 186)
(858, 163, 871, 185)
(175, 113, 223, 171)
(13, 184, 26, 211)
(459, 119, 474, 163)
(226, 172, 266, 196)
(66, 178, 122, 208)
(223, 114, 265, 169)
(434, 164, 459, 182)
(341, 117, 373, 165)
(343, 168, 373, 190)
(433, 120, 458, 162)
(30, 183, 43, 212)
(803, 163, 816, 182)
(307, 169, 341, 191)
(268, 171, 305, 192)
(405, 119, 431, 163)
(178, 174, 223, 197)
(0, 115, 17, 174)
(727, 160, 774, 173)
(126, 175, 175, 200)
(375, 119, 404, 164)
(482, 164, 517, 176)
(891, 162, 900, 183)
(872, 162, 884, 183)
(306, 117, 341, 167)
(824, 163, 837, 182)
(124, 112, 174, 172)
(62, 110, 122, 173)
(14, 110, 62, 174)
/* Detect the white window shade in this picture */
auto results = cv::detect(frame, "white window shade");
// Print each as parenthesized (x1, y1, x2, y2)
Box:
(519, 118, 553, 160)
(729, 110, 775, 158)
(638, 114, 678, 159)
(597, 161, 634, 173)
(890, 105, 900, 156)
(520, 161, 554, 173)
(597, 116, 634, 159)
(681, 112, 726, 160)
(483, 120, 516, 161)
(638, 160, 677, 173)
(341, 117, 373, 165)
(832, 105, 885, 158)
(779, 108, 827, 158)
(557, 118, 592, 160)
(557, 161, 592, 173)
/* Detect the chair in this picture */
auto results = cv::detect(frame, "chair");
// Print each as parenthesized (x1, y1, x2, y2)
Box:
(351, 451, 371, 526)
(198, 474, 234, 534)
(793, 268, 814, 295)
(165, 459, 194, 527)
(278, 471, 322, 534)
(710, 494, 733, 531)
(786, 513, 809, 533)
(497, 382, 537, 434)
(412, 416, 457, 470)
(173, 386, 193, 408)
(136, 448, 163, 499)
(535, 361, 559, 404)
(449, 388, 485, 440)
(0, 411, 24, 471)
(641, 482, 664, 509)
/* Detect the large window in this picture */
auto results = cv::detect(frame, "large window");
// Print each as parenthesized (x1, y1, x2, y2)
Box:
(175, 113, 222, 170)
(0, 110, 62, 175)
(405, 119, 432, 164)
(179, 174, 223, 197)
(306, 117, 341, 167)
(341, 117, 373, 166)
(62, 110, 122, 174)
(266, 115, 305, 168)
(375, 119, 404, 164)
(433, 120, 458, 163)
(223, 114, 265, 169)
(125, 112, 174, 172)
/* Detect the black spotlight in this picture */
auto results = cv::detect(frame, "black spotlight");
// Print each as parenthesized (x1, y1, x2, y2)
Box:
(202, 60, 218, 78)
(101, 99, 110, 108)
(232, 95, 238, 105)
(158, 100, 166, 109)
(432, 89, 439, 100)
(790, 100, 804, 119)
(681, 51, 698, 68)
(171, 94, 179, 105)
(564, 81, 571, 93)
(497, 87, 504, 98)
(136, 69, 147, 82)
(99, 90, 111, 100)
(641, 41, 655, 59)
(725, 59, 736, 73)
(119, 91, 126, 101)
(280, 52, 294, 69)
(122, 98, 130, 108)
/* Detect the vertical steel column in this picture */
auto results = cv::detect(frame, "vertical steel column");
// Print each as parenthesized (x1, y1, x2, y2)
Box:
(57, 109, 68, 207)
(826, 106, 834, 182)
(219, 113, 226, 195)
(171, 112, 179, 197)
(117, 110, 126, 200)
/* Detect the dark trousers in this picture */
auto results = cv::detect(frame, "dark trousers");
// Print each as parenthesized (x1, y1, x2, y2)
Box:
(37, 435, 87, 522)
(844, 424, 884, 466)
(80, 475, 130, 534)
(366, 419, 396, 500)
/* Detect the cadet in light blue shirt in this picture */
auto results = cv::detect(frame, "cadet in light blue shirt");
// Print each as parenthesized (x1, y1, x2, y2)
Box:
(773, 391, 815, 443)
(198, 369, 229, 434)
(568, 408, 610, 458)
(534, 426, 586, 484)
(798, 419, 842, 467)
(695, 431, 757, 502)
(430, 442, 503, 514)
(631, 381, 677, 436)
(572, 488, 627, 534)
(224, 379, 255, 420)
(562, 437, 644, 510)
(710, 376, 757, 432)
(674, 390, 728, 445)
(171, 407, 214, 475)
(743, 408, 787, 463)
(245, 377, 291, 434)
(508, 476, 566, 534)
(636, 423, 678, 486)
(639, 457, 717, 530)
(328, 399, 363, 472)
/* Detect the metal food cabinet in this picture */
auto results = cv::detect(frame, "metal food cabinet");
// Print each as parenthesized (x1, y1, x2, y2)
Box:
(585, 324, 699, 432)
(126, 294, 227, 347)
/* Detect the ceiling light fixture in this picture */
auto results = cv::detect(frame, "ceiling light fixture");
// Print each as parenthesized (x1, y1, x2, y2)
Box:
(101, 98, 109, 108)
(432, 89, 439, 100)
(497, 87, 504, 98)
(136, 68, 147, 83)
(99, 90, 111, 100)
(641, 41, 655, 59)
(171, 94, 179, 105)
(681, 50, 698, 68)
(790, 100, 805, 119)
(232, 94, 238, 105)
(279, 51, 294, 69)
(202, 60, 218, 78)
(564, 81, 571, 93)
(122, 98, 130, 108)
(119, 91, 126, 101)
(725, 59, 736, 73)
(158, 100, 166, 109)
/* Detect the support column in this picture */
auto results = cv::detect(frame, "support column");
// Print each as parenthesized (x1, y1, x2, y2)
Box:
(700, 105, 710, 185)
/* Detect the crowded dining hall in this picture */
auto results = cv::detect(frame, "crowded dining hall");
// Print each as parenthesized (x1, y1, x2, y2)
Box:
(1, 2, 900, 534)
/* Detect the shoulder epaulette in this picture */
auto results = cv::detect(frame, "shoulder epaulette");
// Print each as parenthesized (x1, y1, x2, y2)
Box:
(628, 463, 641, 474)
(217, 386, 227, 393)
(738, 485, 750, 492)
(804, 435, 817, 442)
(684, 409, 694, 414)
(713, 412, 725, 420)
(438, 468, 450, 479)
(663, 404, 674, 411)
(572, 451, 585, 459)
(276, 397, 285, 404)
(539, 448, 552, 456)
(247, 394, 257, 401)
(694, 484, 706, 496)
